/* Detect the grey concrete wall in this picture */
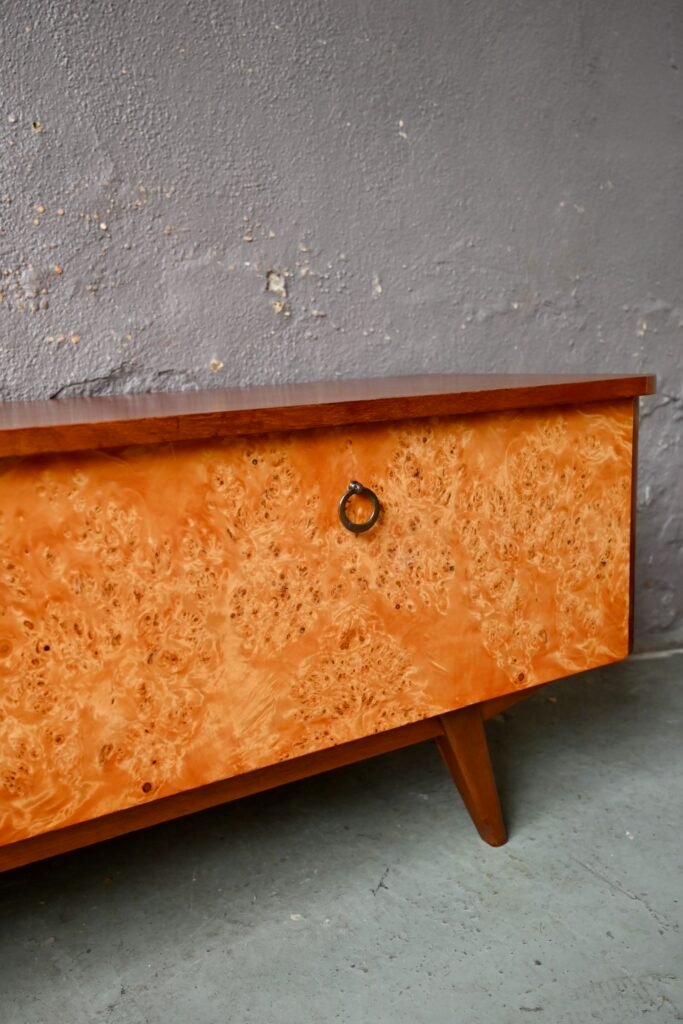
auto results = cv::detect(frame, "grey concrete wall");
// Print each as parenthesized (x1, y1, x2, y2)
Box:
(0, 0, 681, 650)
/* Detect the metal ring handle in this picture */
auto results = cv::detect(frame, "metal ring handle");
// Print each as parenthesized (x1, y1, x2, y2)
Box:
(338, 480, 381, 534)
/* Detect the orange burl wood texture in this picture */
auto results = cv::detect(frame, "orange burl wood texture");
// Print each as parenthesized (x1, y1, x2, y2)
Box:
(0, 400, 634, 846)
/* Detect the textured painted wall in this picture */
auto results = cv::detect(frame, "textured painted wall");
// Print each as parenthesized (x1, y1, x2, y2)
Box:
(0, 0, 681, 649)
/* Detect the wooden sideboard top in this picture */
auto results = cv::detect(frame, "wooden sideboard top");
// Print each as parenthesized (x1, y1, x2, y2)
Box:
(0, 372, 655, 458)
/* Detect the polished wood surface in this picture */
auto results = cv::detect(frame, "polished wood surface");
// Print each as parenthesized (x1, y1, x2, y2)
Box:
(0, 400, 634, 847)
(0, 373, 655, 458)
(0, 717, 445, 871)
(0, 692, 535, 871)
(437, 707, 507, 847)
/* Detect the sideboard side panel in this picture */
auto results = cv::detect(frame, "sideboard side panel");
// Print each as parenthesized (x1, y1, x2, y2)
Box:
(628, 398, 640, 653)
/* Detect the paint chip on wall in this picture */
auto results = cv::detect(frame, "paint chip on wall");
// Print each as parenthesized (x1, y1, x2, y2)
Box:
(266, 270, 288, 299)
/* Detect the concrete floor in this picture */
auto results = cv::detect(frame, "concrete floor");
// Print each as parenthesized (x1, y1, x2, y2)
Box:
(1, 655, 682, 1024)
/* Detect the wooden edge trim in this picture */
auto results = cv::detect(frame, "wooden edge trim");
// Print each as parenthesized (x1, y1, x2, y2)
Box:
(628, 398, 640, 653)
(0, 717, 444, 872)
(0, 375, 657, 459)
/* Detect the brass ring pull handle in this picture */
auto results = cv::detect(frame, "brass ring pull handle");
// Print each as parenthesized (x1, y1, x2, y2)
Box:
(338, 480, 381, 534)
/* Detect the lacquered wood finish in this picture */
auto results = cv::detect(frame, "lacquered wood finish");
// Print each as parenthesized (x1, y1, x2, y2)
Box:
(0, 685, 543, 871)
(0, 373, 655, 458)
(437, 707, 507, 846)
(0, 717, 444, 872)
(0, 400, 634, 848)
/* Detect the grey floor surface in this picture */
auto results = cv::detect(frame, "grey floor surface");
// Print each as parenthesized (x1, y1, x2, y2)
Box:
(1, 655, 682, 1024)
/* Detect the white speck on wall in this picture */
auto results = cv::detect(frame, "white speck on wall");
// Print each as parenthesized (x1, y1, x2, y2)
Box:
(372, 273, 382, 298)
(398, 119, 408, 140)
(637, 319, 647, 337)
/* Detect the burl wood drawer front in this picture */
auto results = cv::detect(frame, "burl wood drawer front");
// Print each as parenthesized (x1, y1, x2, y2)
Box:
(0, 400, 633, 845)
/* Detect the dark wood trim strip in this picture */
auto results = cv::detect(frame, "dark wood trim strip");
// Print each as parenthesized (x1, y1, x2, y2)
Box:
(628, 398, 640, 653)
(0, 373, 656, 458)
(0, 717, 444, 872)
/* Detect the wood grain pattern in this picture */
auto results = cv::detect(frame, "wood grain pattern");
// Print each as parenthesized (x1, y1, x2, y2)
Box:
(437, 706, 507, 846)
(0, 717, 444, 871)
(0, 373, 655, 458)
(0, 400, 634, 847)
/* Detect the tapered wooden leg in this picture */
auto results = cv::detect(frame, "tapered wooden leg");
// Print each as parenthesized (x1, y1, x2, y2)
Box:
(436, 705, 507, 846)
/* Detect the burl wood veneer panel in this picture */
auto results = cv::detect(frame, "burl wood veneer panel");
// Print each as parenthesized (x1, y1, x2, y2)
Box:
(0, 400, 633, 845)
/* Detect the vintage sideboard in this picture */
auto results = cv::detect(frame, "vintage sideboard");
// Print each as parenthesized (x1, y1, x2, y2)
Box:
(0, 372, 655, 870)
